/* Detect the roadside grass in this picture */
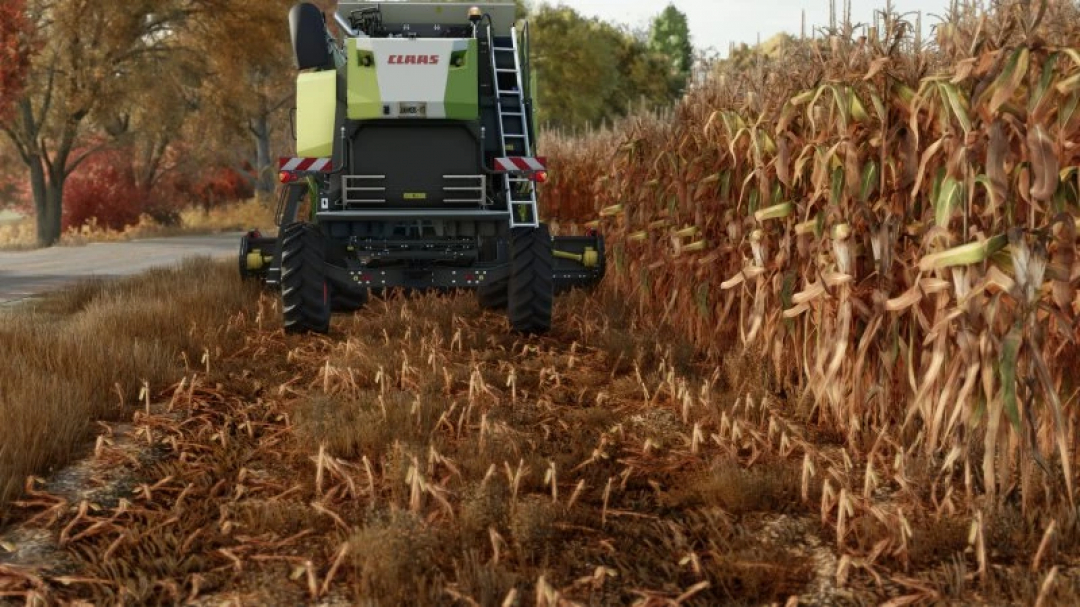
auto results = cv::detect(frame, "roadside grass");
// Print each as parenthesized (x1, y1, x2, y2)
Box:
(0, 217, 38, 251)
(0, 198, 275, 250)
(0, 258, 259, 510)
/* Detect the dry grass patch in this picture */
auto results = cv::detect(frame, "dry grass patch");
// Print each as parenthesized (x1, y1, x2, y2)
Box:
(349, 511, 444, 604)
(663, 459, 806, 515)
(0, 258, 258, 510)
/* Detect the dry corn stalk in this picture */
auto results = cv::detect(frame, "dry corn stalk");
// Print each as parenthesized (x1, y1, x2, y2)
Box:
(541, 0, 1080, 505)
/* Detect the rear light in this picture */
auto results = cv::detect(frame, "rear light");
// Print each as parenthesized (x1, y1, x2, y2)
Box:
(279, 171, 297, 184)
(531, 170, 548, 183)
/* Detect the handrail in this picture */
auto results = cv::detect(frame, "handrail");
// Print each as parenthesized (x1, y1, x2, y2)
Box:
(333, 12, 357, 37)
(521, 20, 531, 100)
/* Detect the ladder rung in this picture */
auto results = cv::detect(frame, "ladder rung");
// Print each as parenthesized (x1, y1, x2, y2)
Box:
(501, 111, 524, 116)
(504, 133, 526, 138)
(495, 68, 517, 73)
(493, 46, 515, 51)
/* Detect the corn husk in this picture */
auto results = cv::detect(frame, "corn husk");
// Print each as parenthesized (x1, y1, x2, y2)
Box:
(917, 234, 1008, 272)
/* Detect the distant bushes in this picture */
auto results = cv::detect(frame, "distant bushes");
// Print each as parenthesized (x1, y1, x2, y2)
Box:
(63, 149, 144, 231)
(62, 148, 254, 231)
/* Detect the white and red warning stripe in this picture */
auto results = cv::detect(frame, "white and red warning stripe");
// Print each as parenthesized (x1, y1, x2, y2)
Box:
(278, 157, 332, 172)
(494, 156, 547, 172)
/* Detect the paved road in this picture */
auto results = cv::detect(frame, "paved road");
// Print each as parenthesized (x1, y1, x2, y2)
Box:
(0, 233, 243, 305)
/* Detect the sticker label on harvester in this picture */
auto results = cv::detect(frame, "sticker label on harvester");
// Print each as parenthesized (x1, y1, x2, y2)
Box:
(399, 102, 427, 117)
(404, 192, 427, 200)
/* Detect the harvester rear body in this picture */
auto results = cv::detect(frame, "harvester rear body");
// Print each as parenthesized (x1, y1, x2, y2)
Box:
(239, 1, 604, 334)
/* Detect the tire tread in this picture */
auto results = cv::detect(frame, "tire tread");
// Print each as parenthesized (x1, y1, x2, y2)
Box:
(507, 225, 554, 334)
(281, 223, 331, 334)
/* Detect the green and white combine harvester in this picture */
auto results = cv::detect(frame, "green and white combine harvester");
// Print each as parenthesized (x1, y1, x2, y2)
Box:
(239, 1, 605, 334)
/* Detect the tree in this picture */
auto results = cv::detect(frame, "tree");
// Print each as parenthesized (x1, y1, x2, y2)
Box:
(531, 7, 618, 130)
(648, 4, 693, 93)
(186, 0, 296, 198)
(531, 5, 679, 131)
(0, 0, 187, 246)
(0, 0, 33, 122)
(92, 12, 211, 222)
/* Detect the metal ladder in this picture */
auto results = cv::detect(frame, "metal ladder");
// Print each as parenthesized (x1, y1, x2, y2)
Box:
(489, 26, 538, 228)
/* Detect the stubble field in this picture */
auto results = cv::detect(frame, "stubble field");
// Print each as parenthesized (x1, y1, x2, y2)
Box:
(1, 261, 1077, 605)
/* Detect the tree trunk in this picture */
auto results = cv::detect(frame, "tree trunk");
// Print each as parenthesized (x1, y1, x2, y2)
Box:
(42, 178, 63, 246)
(26, 154, 61, 247)
(28, 145, 74, 247)
(252, 114, 274, 198)
(30, 159, 64, 247)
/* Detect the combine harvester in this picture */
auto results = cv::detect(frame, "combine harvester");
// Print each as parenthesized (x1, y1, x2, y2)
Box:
(240, 1, 604, 334)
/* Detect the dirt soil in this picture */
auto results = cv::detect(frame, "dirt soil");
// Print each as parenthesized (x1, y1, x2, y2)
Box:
(1, 288, 1076, 606)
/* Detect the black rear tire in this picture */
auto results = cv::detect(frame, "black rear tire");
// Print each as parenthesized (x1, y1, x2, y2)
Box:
(507, 224, 554, 334)
(281, 222, 330, 334)
(477, 279, 508, 310)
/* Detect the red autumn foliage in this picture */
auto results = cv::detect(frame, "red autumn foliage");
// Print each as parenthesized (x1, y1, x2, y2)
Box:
(0, 0, 33, 121)
(63, 148, 256, 230)
(62, 150, 145, 231)
(173, 166, 255, 211)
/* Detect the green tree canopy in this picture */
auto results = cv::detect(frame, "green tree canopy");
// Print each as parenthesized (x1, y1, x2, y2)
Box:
(531, 5, 679, 132)
(648, 4, 692, 92)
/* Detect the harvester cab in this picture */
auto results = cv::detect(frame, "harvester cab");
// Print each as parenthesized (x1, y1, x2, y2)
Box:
(238, 1, 605, 334)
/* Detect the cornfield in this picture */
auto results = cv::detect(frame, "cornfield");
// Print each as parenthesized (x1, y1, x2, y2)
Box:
(6, 1, 1080, 603)
(543, 0, 1080, 510)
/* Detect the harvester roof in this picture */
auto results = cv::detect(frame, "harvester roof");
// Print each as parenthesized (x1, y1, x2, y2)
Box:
(336, 2, 518, 37)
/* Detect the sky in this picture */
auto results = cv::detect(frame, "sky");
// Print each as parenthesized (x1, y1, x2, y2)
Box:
(538, 0, 957, 54)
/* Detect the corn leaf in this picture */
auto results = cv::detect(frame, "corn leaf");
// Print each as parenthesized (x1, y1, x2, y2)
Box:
(1029, 52, 1060, 115)
(860, 161, 879, 203)
(791, 89, 817, 106)
(989, 47, 1030, 115)
(830, 166, 845, 207)
(871, 92, 886, 123)
(999, 325, 1022, 432)
(830, 85, 852, 130)
(936, 176, 963, 227)
(1063, 48, 1080, 68)
(1056, 73, 1080, 95)
(850, 91, 870, 123)
(938, 82, 972, 134)
(1026, 334, 1077, 505)
(892, 82, 916, 104)
(1059, 92, 1079, 131)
